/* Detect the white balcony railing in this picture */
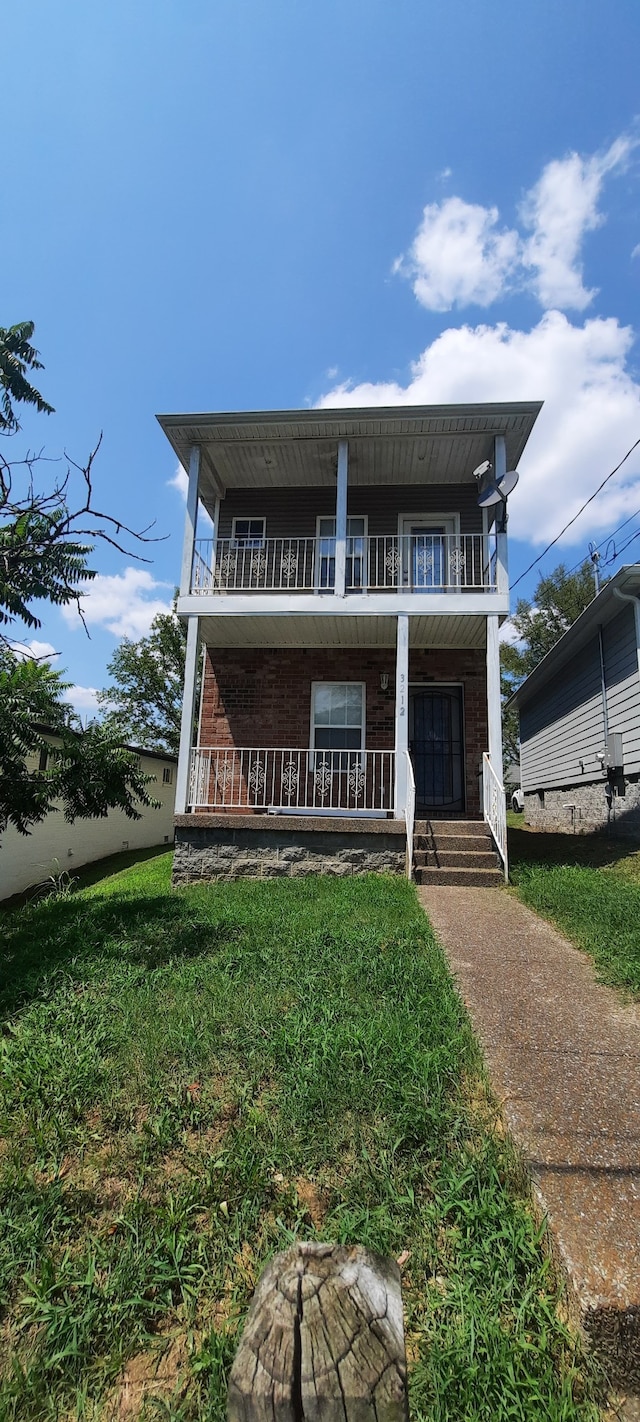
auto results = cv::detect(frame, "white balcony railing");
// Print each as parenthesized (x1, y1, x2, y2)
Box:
(482, 752, 508, 881)
(188, 747, 394, 815)
(191, 533, 497, 595)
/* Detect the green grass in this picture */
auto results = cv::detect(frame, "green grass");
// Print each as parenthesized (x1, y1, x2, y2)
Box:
(509, 821, 640, 996)
(0, 856, 602, 1420)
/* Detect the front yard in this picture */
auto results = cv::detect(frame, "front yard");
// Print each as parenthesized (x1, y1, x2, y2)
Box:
(508, 817, 640, 996)
(1, 854, 601, 1420)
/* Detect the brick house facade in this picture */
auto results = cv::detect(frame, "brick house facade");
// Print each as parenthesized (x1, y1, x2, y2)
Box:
(159, 403, 541, 882)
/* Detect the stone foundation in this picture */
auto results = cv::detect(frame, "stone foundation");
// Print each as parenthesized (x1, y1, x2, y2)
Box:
(173, 814, 407, 884)
(524, 774, 640, 837)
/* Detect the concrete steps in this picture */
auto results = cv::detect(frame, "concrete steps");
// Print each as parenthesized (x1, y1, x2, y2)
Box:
(413, 818, 503, 887)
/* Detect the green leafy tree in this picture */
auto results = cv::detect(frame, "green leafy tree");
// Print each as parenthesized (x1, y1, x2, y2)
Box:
(501, 559, 598, 772)
(0, 321, 160, 837)
(98, 607, 186, 755)
(0, 321, 55, 433)
(0, 648, 156, 836)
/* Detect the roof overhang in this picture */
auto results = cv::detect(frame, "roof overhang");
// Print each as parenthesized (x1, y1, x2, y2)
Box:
(157, 402, 542, 509)
(194, 611, 489, 650)
(507, 565, 640, 711)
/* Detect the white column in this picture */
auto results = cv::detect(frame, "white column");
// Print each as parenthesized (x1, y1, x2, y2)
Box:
(486, 614, 503, 777)
(179, 446, 201, 597)
(394, 614, 409, 816)
(174, 616, 201, 814)
(335, 439, 348, 597)
(493, 434, 509, 594)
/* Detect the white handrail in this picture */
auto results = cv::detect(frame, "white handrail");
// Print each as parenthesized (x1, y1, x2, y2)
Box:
(190, 533, 497, 595)
(188, 747, 395, 815)
(482, 752, 508, 881)
(405, 750, 416, 881)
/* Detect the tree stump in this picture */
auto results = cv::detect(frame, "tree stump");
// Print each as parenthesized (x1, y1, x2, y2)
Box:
(227, 1241, 408, 1422)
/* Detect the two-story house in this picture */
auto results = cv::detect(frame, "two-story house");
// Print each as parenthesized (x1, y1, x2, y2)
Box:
(159, 403, 541, 885)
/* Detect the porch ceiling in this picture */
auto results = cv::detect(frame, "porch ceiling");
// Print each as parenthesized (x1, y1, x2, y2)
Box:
(157, 402, 542, 507)
(197, 613, 487, 649)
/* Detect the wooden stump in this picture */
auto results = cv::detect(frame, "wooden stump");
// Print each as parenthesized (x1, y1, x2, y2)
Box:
(227, 1241, 408, 1422)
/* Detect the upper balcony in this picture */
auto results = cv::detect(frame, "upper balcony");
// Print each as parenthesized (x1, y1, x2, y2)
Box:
(190, 531, 498, 596)
(158, 402, 543, 623)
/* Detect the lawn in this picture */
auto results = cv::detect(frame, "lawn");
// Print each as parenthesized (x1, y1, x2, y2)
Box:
(0, 853, 601, 1420)
(508, 817, 640, 996)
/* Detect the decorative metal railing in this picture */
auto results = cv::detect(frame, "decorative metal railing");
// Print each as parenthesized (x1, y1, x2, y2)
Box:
(405, 749, 416, 881)
(190, 533, 497, 595)
(188, 747, 395, 814)
(482, 752, 508, 881)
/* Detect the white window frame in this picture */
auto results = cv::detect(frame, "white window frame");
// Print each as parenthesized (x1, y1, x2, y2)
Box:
(314, 515, 368, 592)
(231, 516, 266, 549)
(397, 511, 460, 590)
(309, 681, 366, 767)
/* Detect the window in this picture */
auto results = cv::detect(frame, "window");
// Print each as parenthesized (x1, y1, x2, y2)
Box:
(316, 517, 367, 590)
(162, 766, 173, 785)
(231, 517, 266, 548)
(311, 682, 365, 769)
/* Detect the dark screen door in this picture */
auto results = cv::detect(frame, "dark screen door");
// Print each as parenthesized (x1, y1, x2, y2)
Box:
(410, 687, 464, 812)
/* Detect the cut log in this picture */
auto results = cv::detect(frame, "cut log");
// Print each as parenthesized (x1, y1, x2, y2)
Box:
(227, 1241, 407, 1422)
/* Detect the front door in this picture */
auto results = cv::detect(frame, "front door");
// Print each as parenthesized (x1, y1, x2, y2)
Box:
(409, 687, 464, 813)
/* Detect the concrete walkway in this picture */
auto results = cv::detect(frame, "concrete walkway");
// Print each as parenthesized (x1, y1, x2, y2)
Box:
(418, 884, 640, 1393)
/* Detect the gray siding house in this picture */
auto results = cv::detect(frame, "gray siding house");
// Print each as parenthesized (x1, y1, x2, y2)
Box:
(510, 566, 640, 835)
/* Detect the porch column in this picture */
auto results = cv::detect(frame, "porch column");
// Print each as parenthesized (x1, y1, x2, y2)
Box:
(493, 434, 509, 594)
(175, 616, 201, 815)
(486, 614, 503, 776)
(335, 439, 348, 597)
(179, 446, 200, 597)
(394, 614, 409, 816)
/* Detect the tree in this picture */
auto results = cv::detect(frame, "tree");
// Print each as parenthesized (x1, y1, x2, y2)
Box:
(0, 321, 160, 837)
(0, 647, 156, 836)
(98, 606, 186, 755)
(0, 322, 55, 433)
(500, 559, 598, 772)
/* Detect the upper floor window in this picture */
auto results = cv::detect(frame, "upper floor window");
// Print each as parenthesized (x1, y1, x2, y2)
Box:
(162, 766, 174, 784)
(232, 517, 265, 548)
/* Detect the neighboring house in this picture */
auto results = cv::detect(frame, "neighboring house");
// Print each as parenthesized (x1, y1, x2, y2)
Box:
(508, 565, 640, 837)
(159, 403, 542, 884)
(1, 731, 177, 899)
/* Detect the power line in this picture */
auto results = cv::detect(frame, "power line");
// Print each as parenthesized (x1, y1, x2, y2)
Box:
(511, 436, 640, 590)
(605, 523, 640, 564)
(562, 503, 640, 580)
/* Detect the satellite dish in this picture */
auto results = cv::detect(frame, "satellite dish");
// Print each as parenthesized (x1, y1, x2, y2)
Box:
(477, 482, 504, 507)
(497, 469, 519, 497)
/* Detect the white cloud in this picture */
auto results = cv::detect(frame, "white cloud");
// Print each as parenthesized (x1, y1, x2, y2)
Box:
(62, 568, 173, 639)
(317, 310, 640, 546)
(168, 464, 188, 499)
(394, 197, 520, 311)
(13, 639, 60, 662)
(632, 243, 640, 260)
(62, 685, 100, 714)
(520, 137, 636, 310)
(499, 620, 525, 646)
(395, 134, 636, 314)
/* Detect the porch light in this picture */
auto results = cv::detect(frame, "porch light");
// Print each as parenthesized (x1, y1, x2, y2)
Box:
(380, 673, 390, 692)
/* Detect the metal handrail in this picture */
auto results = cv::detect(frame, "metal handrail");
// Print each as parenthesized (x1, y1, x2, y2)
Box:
(405, 750, 416, 881)
(189, 746, 395, 815)
(190, 533, 497, 595)
(482, 752, 508, 881)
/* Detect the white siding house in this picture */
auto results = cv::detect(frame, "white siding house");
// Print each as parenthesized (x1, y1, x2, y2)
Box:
(1, 738, 177, 900)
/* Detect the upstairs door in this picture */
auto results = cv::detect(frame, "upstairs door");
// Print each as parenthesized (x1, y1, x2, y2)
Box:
(400, 515, 457, 590)
(409, 687, 464, 813)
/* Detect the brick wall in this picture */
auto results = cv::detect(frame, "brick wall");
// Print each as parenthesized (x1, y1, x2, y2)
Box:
(199, 645, 487, 815)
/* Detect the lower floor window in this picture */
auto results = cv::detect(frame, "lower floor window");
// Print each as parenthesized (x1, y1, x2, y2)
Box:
(311, 682, 365, 766)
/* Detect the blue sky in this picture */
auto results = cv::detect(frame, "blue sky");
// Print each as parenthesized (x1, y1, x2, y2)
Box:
(5, 0, 640, 710)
